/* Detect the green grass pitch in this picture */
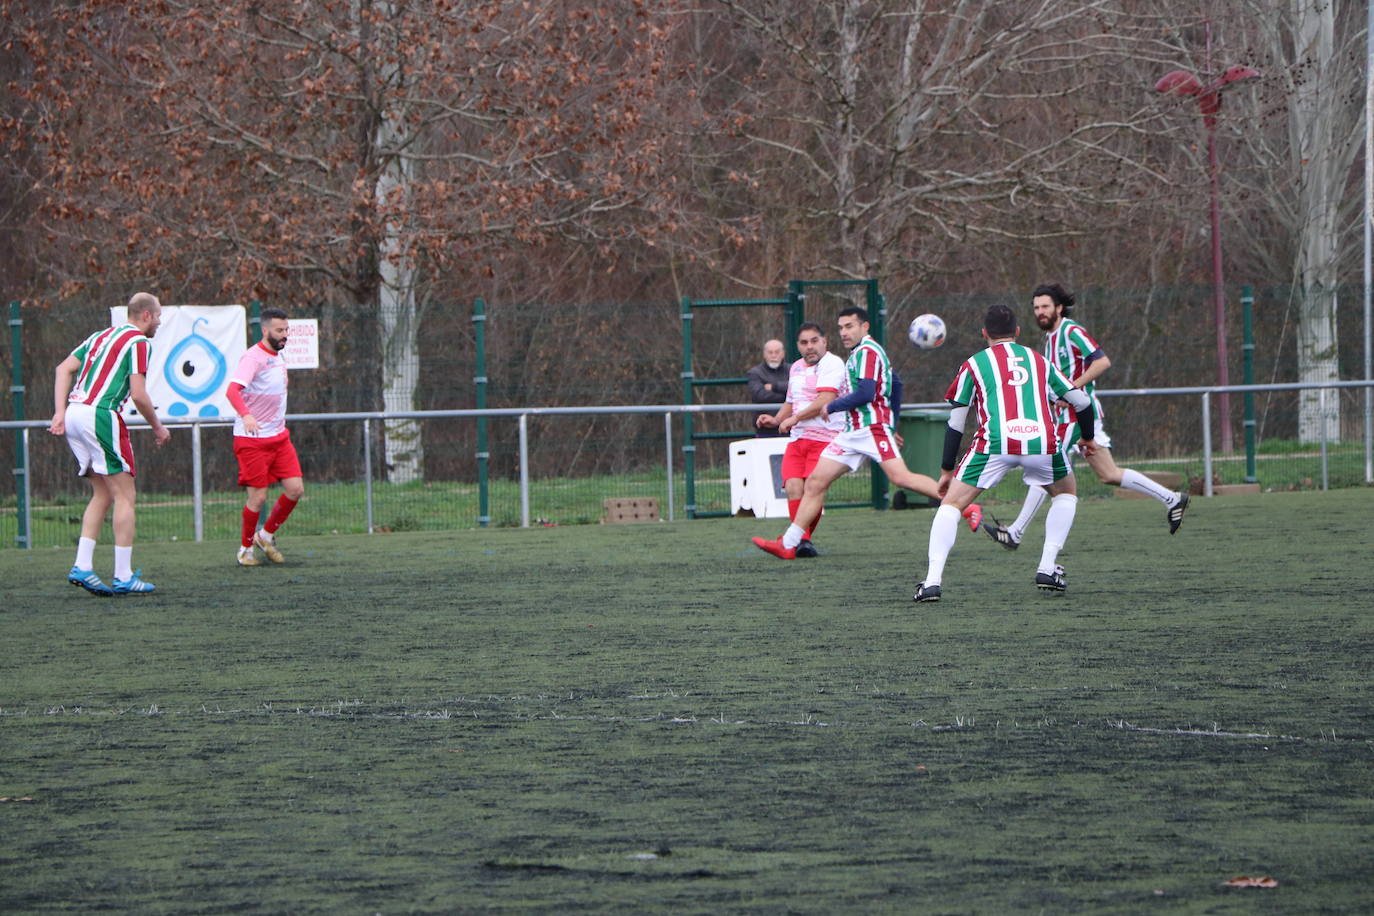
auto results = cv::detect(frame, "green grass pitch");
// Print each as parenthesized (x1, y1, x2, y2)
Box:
(2, 489, 1372, 913)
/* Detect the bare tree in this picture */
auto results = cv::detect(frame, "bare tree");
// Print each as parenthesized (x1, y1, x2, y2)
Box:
(4, 0, 696, 478)
(1221, 0, 1366, 442)
(700, 1, 1189, 284)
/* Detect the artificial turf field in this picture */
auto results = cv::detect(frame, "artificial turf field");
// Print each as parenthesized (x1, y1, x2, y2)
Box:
(2, 489, 1372, 914)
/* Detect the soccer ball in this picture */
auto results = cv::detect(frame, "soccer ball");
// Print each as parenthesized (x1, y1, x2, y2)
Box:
(908, 313, 946, 349)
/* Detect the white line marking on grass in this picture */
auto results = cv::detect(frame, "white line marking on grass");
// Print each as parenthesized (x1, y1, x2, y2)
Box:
(2, 705, 1363, 743)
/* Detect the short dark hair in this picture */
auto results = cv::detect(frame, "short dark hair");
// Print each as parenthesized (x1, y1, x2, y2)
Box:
(798, 321, 826, 337)
(261, 307, 289, 323)
(838, 306, 869, 324)
(984, 304, 1017, 337)
(1031, 283, 1075, 313)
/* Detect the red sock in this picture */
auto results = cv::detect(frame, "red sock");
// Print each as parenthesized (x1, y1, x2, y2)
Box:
(240, 507, 258, 548)
(807, 509, 821, 541)
(787, 498, 801, 523)
(264, 495, 298, 534)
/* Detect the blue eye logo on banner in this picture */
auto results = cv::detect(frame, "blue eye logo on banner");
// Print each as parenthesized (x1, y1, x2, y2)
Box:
(111, 305, 247, 423)
(164, 317, 229, 417)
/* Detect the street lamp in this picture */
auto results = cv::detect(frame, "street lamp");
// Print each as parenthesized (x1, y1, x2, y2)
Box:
(1155, 24, 1259, 454)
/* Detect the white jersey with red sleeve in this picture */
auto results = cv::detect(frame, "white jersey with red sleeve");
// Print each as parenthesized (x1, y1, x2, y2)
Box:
(787, 351, 848, 443)
(230, 341, 289, 438)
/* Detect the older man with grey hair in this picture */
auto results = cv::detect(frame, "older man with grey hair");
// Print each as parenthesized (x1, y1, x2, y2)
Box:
(747, 338, 788, 438)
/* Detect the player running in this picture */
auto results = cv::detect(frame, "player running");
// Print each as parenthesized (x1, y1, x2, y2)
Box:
(752, 306, 980, 560)
(754, 322, 847, 557)
(981, 284, 1188, 549)
(226, 308, 305, 566)
(915, 304, 1097, 602)
(48, 292, 171, 595)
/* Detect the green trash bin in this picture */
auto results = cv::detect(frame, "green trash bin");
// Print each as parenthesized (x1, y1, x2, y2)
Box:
(893, 408, 950, 508)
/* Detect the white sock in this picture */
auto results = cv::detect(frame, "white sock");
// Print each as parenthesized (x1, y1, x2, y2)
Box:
(923, 504, 961, 586)
(1008, 486, 1049, 542)
(75, 537, 97, 571)
(1038, 493, 1078, 575)
(1120, 469, 1178, 506)
(781, 524, 806, 549)
(114, 545, 133, 581)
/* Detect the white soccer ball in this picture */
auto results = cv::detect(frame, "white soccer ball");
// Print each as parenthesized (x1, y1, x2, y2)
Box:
(908, 313, 946, 350)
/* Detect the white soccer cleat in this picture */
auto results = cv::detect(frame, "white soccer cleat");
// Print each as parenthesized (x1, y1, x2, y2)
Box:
(237, 545, 261, 566)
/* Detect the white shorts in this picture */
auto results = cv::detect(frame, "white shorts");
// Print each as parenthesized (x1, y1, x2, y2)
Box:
(821, 425, 900, 472)
(1056, 415, 1112, 452)
(64, 402, 136, 477)
(955, 450, 1071, 489)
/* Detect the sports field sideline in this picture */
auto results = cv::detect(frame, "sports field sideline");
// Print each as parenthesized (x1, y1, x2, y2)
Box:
(2, 489, 1372, 913)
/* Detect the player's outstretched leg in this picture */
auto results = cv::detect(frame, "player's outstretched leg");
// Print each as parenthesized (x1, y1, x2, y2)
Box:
(883, 461, 982, 532)
(1166, 492, 1190, 534)
(988, 485, 1048, 550)
(981, 514, 1019, 550)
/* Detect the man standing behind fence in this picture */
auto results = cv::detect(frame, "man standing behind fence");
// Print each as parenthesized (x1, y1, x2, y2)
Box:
(49, 292, 171, 596)
(226, 308, 304, 566)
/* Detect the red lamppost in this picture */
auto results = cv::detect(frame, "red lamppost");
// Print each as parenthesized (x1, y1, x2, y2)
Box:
(1155, 23, 1258, 454)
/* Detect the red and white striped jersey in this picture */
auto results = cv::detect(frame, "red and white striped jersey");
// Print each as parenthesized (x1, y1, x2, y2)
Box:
(67, 324, 152, 413)
(945, 341, 1078, 455)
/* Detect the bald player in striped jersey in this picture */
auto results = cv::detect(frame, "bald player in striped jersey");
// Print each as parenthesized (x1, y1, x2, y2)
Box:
(752, 306, 980, 560)
(981, 284, 1188, 549)
(914, 304, 1097, 602)
(48, 292, 171, 596)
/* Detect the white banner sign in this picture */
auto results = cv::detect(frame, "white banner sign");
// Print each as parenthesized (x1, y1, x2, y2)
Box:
(283, 318, 319, 369)
(111, 304, 247, 422)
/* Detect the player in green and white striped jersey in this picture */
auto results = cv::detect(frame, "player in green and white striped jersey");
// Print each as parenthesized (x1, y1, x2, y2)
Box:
(980, 284, 1189, 550)
(914, 304, 1098, 602)
(48, 293, 171, 596)
(752, 307, 980, 560)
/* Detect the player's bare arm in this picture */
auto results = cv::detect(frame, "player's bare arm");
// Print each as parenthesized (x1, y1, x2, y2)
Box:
(129, 373, 171, 446)
(48, 355, 80, 436)
(1073, 353, 1111, 389)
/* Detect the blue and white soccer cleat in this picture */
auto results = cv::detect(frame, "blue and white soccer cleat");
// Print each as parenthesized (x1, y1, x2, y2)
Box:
(112, 569, 157, 595)
(68, 566, 114, 597)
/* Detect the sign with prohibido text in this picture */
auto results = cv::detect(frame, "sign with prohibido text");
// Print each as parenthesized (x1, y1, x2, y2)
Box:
(281, 318, 319, 370)
(111, 304, 246, 422)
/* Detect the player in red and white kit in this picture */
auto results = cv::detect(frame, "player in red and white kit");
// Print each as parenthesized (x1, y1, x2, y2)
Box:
(226, 308, 304, 566)
(754, 322, 847, 557)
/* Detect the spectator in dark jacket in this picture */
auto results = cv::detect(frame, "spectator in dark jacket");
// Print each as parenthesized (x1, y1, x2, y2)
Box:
(747, 338, 788, 437)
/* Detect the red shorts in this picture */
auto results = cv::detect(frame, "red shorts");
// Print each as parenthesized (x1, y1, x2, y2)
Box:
(781, 437, 832, 482)
(234, 430, 303, 488)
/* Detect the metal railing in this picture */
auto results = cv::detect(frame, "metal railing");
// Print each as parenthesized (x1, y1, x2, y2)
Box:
(5, 379, 1373, 548)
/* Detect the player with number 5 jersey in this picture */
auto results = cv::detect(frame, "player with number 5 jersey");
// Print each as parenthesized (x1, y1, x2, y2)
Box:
(979, 284, 1190, 551)
(914, 304, 1097, 603)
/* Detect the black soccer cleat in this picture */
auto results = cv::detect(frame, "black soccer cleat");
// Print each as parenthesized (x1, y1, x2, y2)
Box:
(913, 582, 942, 603)
(795, 539, 819, 558)
(982, 516, 1020, 550)
(1035, 566, 1067, 592)
(1167, 492, 1190, 534)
